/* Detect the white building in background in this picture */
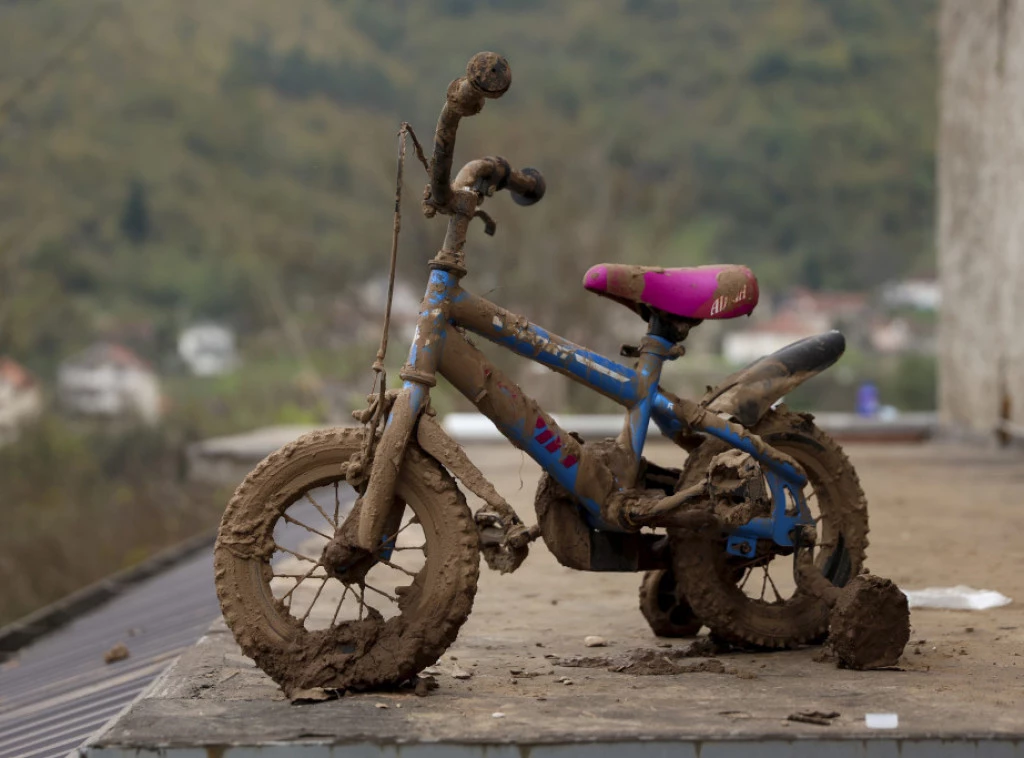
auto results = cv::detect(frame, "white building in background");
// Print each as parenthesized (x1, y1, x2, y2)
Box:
(722, 311, 827, 366)
(880, 279, 941, 311)
(0, 357, 42, 443)
(58, 343, 162, 424)
(178, 322, 238, 376)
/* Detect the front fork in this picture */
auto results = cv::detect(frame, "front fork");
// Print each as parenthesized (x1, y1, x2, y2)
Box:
(352, 268, 456, 552)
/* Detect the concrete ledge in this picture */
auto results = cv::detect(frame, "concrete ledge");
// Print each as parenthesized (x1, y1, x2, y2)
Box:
(83, 442, 1024, 758)
(82, 623, 1024, 758)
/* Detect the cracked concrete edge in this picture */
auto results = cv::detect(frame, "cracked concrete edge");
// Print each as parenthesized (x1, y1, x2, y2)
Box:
(0, 529, 217, 659)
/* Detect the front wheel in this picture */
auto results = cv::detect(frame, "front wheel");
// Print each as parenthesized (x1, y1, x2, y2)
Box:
(671, 409, 869, 648)
(214, 427, 479, 694)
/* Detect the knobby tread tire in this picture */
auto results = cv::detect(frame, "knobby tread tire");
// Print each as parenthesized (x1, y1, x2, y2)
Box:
(671, 409, 869, 648)
(214, 427, 479, 694)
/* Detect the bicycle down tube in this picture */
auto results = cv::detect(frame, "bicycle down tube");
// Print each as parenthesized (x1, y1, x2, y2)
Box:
(361, 271, 809, 544)
(444, 287, 807, 523)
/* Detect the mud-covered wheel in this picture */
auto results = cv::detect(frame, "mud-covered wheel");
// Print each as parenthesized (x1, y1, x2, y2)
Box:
(214, 427, 479, 694)
(671, 409, 869, 649)
(639, 568, 703, 637)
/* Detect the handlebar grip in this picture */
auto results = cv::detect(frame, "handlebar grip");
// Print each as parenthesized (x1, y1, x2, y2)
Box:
(429, 53, 511, 210)
(509, 167, 546, 207)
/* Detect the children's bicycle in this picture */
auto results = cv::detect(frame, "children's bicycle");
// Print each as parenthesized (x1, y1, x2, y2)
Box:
(214, 53, 869, 694)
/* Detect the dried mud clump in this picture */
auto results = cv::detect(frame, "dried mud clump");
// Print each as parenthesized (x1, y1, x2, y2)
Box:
(829, 574, 910, 670)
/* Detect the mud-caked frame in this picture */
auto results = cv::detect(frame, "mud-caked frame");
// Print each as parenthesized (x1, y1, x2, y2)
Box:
(359, 264, 812, 559)
(352, 51, 829, 564)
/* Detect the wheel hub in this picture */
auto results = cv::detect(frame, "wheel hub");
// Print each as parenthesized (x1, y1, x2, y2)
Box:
(321, 539, 377, 584)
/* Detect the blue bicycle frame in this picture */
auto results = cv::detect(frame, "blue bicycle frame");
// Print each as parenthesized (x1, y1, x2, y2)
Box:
(358, 267, 812, 554)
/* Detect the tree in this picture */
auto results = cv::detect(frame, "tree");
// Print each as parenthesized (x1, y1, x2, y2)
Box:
(120, 179, 150, 244)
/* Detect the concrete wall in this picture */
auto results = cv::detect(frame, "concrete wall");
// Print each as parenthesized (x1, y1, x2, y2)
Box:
(939, 0, 1024, 438)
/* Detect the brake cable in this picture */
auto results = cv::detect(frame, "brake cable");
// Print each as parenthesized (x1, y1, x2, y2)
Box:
(351, 123, 430, 476)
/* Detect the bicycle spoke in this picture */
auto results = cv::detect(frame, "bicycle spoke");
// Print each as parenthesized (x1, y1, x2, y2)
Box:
(358, 585, 366, 620)
(333, 482, 340, 526)
(759, 567, 769, 602)
(765, 569, 784, 603)
(299, 577, 329, 623)
(275, 571, 328, 579)
(282, 513, 332, 541)
(304, 492, 337, 530)
(330, 584, 351, 627)
(273, 543, 317, 563)
(364, 582, 397, 604)
(382, 517, 417, 545)
(738, 568, 753, 591)
(377, 558, 418, 578)
(281, 562, 323, 603)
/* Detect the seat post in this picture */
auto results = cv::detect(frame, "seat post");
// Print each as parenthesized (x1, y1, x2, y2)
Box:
(648, 309, 699, 345)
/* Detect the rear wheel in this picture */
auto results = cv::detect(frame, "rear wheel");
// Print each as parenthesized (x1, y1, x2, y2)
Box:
(214, 428, 479, 694)
(639, 568, 703, 638)
(671, 409, 868, 648)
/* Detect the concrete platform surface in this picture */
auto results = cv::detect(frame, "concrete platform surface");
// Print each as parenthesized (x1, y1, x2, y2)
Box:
(84, 442, 1024, 756)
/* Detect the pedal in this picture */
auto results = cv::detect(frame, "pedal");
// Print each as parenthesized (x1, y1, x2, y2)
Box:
(474, 510, 538, 574)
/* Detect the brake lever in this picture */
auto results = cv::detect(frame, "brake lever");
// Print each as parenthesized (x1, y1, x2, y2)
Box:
(474, 209, 497, 236)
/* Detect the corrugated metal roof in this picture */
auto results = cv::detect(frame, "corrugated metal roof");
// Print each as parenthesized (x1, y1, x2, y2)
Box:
(0, 543, 219, 758)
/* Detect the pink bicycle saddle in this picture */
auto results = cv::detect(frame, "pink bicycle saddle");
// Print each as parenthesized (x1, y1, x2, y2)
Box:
(583, 263, 759, 320)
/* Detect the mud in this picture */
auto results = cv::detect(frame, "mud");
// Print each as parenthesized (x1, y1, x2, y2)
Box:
(671, 409, 869, 648)
(555, 638, 725, 676)
(702, 331, 846, 428)
(533, 471, 592, 570)
(418, 414, 533, 573)
(612, 654, 725, 676)
(438, 325, 616, 512)
(425, 52, 510, 214)
(705, 449, 771, 528)
(829, 574, 911, 670)
(214, 429, 480, 696)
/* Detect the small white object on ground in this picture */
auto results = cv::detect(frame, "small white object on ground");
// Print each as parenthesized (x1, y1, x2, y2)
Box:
(902, 586, 1011, 610)
(583, 635, 607, 647)
(374, 703, 388, 710)
(865, 713, 898, 729)
(492, 712, 505, 719)
(451, 667, 473, 680)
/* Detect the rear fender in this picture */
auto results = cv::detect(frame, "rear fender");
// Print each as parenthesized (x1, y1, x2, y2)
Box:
(703, 331, 846, 427)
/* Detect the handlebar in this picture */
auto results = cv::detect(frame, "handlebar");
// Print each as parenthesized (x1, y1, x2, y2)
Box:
(452, 157, 546, 206)
(426, 52, 545, 215)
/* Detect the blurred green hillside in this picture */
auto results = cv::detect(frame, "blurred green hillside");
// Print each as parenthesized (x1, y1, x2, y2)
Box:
(0, 0, 937, 371)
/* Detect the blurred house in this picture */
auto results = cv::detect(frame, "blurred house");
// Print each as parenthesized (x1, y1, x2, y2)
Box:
(357, 277, 420, 339)
(178, 322, 238, 376)
(58, 343, 162, 423)
(785, 288, 870, 327)
(880, 279, 940, 311)
(869, 318, 913, 354)
(722, 311, 826, 365)
(722, 289, 868, 366)
(0, 357, 42, 443)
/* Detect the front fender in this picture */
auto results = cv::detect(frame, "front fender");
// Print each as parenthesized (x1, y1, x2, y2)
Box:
(703, 331, 846, 427)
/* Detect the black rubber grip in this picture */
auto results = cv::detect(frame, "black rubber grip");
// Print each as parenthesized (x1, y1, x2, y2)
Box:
(510, 167, 546, 206)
